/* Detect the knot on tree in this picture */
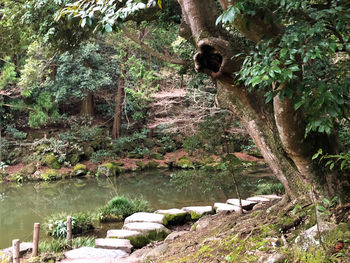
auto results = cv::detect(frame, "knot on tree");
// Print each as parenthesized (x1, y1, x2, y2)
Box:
(194, 38, 237, 79)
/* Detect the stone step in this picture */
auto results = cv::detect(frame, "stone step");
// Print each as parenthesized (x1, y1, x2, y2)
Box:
(226, 199, 257, 210)
(106, 229, 141, 239)
(122, 222, 171, 248)
(246, 196, 271, 203)
(124, 212, 167, 225)
(63, 247, 128, 261)
(95, 238, 133, 253)
(106, 229, 146, 249)
(258, 194, 282, 200)
(181, 206, 213, 220)
(155, 208, 190, 225)
(214, 202, 245, 213)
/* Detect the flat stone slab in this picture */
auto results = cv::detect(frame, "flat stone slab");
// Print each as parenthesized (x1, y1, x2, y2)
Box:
(122, 223, 170, 248)
(155, 208, 190, 224)
(95, 239, 133, 253)
(258, 194, 282, 200)
(123, 222, 170, 234)
(64, 247, 128, 260)
(181, 206, 213, 219)
(124, 212, 166, 225)
(226, 199, 257, 210)
(214, 202, 244, 213)
(246, 196, 272, 202)
(107, 229, 141, 239)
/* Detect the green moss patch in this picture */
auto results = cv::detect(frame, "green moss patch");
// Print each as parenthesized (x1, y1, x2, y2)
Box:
(41, 153, 61, 169)
(40, 169, 58, 181)
(73, 164, 87, 176)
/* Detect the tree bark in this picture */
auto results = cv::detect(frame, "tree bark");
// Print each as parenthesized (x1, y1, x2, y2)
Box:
(112, 54, 128, 139)
(80, 92, 94, 116)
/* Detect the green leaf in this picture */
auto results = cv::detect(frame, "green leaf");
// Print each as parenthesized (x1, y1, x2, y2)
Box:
(294, 101, 303, 110)
(105, 24, 113, 33)
(322, 198, 331, 206)
(316, 205, 326, 212)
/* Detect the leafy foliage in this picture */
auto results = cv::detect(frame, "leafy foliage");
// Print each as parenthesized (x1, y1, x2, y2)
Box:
(0, 60, 18, 89)
(45, 212, 94, 238)
(98, 195, 151, 222)
(217, 0, 350, 137)
(39, 237, 95, 253)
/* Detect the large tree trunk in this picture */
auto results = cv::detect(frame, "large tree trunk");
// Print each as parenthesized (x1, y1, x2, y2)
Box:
(177, 0, 349, 202)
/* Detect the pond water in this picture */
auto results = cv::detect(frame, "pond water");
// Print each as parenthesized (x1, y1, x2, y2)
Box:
(0, 168, 278, 249)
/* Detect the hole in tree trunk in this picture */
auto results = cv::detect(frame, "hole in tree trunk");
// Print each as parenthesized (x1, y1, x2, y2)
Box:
(196, 45, 223, 73)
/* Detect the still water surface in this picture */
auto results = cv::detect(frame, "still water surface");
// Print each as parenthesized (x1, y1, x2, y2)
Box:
(0, 168, 277, 248)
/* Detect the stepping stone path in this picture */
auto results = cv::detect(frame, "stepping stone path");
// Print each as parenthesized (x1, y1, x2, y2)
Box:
(214, 202, 245, 213)
(226, 198, 257, 210)
(246, 196, 271, 202)
(181, 206, 213, 219)
(155, 208, 190, 225)
(63, 247, 128, 261)
(95, 238, 133, 253)
(59, 195, 282, 262)
(124, 212, 167, 225)
(106, 229, 141, 239)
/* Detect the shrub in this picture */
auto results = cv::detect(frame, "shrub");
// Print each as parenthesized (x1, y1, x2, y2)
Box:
(45, 212, 94, 238)
(39, 237, 95, 253)
(98, 195, 151, 222)
(255, 182, 285, 195)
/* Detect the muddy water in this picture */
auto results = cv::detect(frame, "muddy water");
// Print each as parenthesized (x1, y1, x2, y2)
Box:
(0, 168, 278, 248)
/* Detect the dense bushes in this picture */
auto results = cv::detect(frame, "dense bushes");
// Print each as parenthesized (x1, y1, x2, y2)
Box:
(98, 195, 151, 222)
(45, 212, 94, 238)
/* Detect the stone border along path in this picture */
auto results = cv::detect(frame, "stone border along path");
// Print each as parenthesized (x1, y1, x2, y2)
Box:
(55, 194, 281, 262)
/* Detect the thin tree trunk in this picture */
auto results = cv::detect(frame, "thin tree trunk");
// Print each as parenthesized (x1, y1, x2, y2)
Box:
(80, 92, 94, 116)
(112, 54, 128, 139)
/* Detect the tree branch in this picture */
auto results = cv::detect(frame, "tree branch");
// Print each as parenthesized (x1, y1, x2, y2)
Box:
(122, 27, 191, 67)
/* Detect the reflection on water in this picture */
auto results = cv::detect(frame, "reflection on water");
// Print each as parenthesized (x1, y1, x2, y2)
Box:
(0, 168, 276, 249)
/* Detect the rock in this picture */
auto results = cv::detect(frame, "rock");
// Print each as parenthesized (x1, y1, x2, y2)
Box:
(40, 169, 58, 181)
(191, 216, 211, 231)
(1, 242, 33, 262)
(174, 156, 195, 169)
(165, 231, 188, 242)
(64, 247, 128, 260)
(106, 230, 147, 249)
(214, 203, 244, 213)
(95, 238, 133, 253)
(20, 163, 36, 175)
(146, 161, 158, 169)
(123, 222, 171, 246)
(135, 161, 146, 170)
(107, 230, 141, 239)
(83, 145, 94, 159)
(181, 206, 213, 220)
(41, 153, 61, 169)
(143, 243, 169, 259)
(69, 153, 80, 166)
(96, 163, 118, 177)
(294, 222, 336, 251)
(73, 164, 87, 177)
(124, 212, 167, 225)
(258, 253, 286, 263)
(155, 208, 190, 225)
(246, 196, 271, 203)
(226, 199, 257, 210)
(258, 194, 282, 200)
